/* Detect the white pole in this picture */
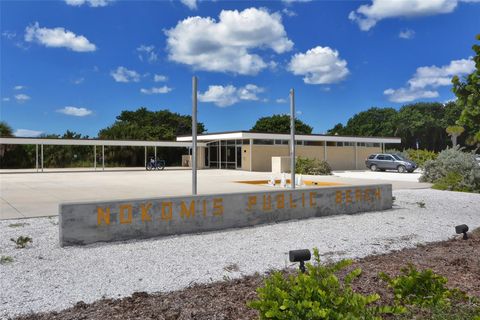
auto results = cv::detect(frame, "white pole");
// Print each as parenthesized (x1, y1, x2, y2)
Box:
(35, 144, 38, 172)
(41, 144, 44, 172)
(94, 145, 96, 170)
(290, 88, 296, 189)
(102, 145, 105, 171)
(192, 76, 198, 195)
(144, 146, 147, 169)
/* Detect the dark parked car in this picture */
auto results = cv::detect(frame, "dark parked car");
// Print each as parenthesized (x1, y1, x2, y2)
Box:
(365, 153, 417, 173)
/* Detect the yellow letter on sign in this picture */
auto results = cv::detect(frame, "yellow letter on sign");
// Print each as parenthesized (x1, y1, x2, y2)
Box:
(141, 202, 152, 222)
(119, 204, 133, 224)
(97, 207, 110, 225)
(180, 200, 195, 219)
(161, 202, 173, 221)
(213, 198, 224, 216)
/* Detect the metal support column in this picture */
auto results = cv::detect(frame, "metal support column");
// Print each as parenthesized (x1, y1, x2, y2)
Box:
(154, 146, 157, 161)
(41, 144, 44, 172)
(144, 146, 147, 169)
(102, 145, 105, 170)
(94, 145, 97, 170)
(354, 142, 358, 170)
(192, 76, 198, 195)
(218, 140, 220, 169)
(324, 142, 327, 161)
(290, 88, 296, 189)
(35, 144, 38, 172)
(249, 139, 253, 171)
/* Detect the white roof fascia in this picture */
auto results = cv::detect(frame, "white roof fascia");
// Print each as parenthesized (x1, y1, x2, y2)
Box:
(0, 137, 206, 147)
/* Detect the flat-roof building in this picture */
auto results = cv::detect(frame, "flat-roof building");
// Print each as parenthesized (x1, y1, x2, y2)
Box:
(177, 131, 401, 171)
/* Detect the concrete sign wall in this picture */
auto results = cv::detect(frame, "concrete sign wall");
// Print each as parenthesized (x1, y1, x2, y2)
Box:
(59, 184, 392, 246)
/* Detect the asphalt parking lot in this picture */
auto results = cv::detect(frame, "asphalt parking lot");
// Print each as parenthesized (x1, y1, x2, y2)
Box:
(0, 168, 431, 219)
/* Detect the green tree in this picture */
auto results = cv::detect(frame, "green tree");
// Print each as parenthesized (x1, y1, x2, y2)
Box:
(251, 114, 313, 134)
(326, 123, 345, 135)
(446, 125, 465, 146)
(99, 108, 206, 166)
(336, 107, 397, 137)
(394, 102, 448, 151)
(0, 121, 13, 137)
(452, 34, 480, 150)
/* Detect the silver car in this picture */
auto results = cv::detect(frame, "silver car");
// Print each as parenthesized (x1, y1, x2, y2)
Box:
(365, 153, 417, 173)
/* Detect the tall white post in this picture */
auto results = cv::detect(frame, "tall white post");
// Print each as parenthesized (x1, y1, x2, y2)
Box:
(102, 145, 105, 171)
(41, 144, 44, 172)
(94, 145, 97, 170)
(35, 144, 38, 172)
(290, 88, 296, 189)
(192, 76, 198, 195)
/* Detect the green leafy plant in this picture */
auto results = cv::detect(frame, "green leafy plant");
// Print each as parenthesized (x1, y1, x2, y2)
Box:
(0, 255, 14, 264)
(10, 236, 33, 248)
(416, 201, 426, 209)
(8, 222, 29, 228)
(295, 157, 332, 175)
(380, 264, 465, 308)
(405, 149, 438, 168)
(420, 146, 480, 193)
(248, 248, 405, 319)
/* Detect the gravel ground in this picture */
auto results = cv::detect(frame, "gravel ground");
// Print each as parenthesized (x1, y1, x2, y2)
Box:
(1, 189, 479, 319)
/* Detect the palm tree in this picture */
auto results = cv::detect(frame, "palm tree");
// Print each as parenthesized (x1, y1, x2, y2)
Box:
(446, 125, 465, 147)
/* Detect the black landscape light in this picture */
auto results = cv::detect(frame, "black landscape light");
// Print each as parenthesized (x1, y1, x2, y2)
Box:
(289, 249, 311, 273)
(455, 224, 469, 240)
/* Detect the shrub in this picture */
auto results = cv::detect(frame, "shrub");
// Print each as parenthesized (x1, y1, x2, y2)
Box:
(380, 264, 465, 308)
(248, 248, 405, 319)
(10, 236, 32, 248)
(405, 149, 437, 168)
(295, 157, 332, 175)
(0, 255, 14, 264)
(420, 146, 480, 192)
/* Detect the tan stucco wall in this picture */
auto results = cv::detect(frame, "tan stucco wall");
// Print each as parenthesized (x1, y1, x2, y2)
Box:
(241, 143, 382, 172)
(356, 147, 382, 170)
(250, 145, 290, 172)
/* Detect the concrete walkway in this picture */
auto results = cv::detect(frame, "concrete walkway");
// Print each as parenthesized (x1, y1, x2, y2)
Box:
(0, 169, 430, 219)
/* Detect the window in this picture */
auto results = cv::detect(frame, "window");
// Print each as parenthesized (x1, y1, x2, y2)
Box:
(274, 139, 289, 145)
(373, 143, 381, 147)
(376, 155, 386, 160)
(358, 142, 366, 147)
(368, 154, 376, 159)
(253, 139, 274, 145)
(296, 140, 304, 145)
(326, 141, 336, 146)
(304, 141, 324, 146)
(343, 142, 355, 146)
(385, 155, 394, 161)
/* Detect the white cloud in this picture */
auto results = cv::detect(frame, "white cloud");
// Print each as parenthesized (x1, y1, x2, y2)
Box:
(57, 106, 93, 117)
(111, 66, 140, 83)
(14, 129, 43, 137)
(165, 7, 293, 75)
(153, 74, 167, 82)
(14, 94, 30, 103)
(383, 88, 439, 103)
(65, 0, 114, 7)
(73, 77, 84, 84)
(24, 22, 96, 52)
(349, 0, 466, 31)
(282, 8, 297, 17)
(384, 58, 475, 103)
(288, 46, 349, 84)
(198, 84, 265, 107)
(14, 85, 25, 90)
(140, 86, 173, 94)
(2, 97, 10, 102)
(136, 45, 158, 63)
(399, 29, 415, 39)
(2, 31, 16, 39)
(180, 0, 197, 10)
(276, 98, 287, 103)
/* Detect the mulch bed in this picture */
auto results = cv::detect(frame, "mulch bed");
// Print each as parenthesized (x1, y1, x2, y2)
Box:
(15, 229, 480, 320)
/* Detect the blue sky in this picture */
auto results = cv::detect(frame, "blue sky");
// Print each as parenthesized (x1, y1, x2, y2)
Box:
(1, 0, 479, 137)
